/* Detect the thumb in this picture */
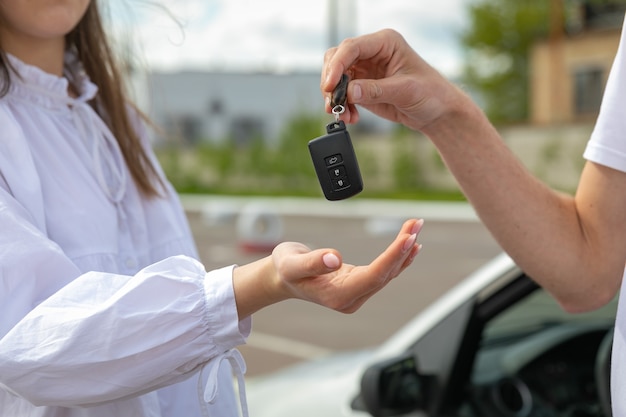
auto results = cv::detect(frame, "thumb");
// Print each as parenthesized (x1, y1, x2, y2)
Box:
(280, 249, 343, 279)
(349, 79, 383, 104)
(306, 249, 342, 275)
(321, 251, 342, 271)
(350, 75, 420, 107)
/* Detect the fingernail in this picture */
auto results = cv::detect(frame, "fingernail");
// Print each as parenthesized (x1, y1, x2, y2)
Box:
(409, 244, 422, 263)
(411, 219, 424, 235)
(403, 233, 417, 253)
(323, 253, 340, 269)
(324, 72, 331, 87)
(353, 83, 362, 101)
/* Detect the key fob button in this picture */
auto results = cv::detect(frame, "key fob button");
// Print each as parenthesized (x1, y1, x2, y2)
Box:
(331, 177, 350, 190)
(328, 165, 346, 178)
(325, 154, 343, 166)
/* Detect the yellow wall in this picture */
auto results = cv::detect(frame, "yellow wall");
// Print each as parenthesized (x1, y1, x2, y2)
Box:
(530, 29, 621, 124)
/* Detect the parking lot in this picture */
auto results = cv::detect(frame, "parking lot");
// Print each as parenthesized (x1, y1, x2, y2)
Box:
(184, 196, 502, 376)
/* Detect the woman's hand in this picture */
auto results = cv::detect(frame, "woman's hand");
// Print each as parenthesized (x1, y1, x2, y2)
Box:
(233, 218, 423, 319)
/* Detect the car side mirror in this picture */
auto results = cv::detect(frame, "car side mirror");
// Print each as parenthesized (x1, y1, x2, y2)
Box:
(359, 353, 433, 417)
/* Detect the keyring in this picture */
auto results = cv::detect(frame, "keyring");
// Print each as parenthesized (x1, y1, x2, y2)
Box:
(332, 104, 345, 121)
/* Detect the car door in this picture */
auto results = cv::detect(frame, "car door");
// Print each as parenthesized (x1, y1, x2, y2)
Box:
(356, 269, 617, 417)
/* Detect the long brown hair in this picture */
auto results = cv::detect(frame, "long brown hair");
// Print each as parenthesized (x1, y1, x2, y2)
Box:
(0, 1, 164, 197)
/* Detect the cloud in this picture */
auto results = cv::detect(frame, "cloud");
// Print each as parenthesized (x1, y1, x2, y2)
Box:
(112, 0, 468, 76)
(357, 0, 468, 75)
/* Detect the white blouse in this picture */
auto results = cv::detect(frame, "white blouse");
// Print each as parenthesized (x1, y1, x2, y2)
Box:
(583, 17, 626, 417)
(0, 54, 251, 417)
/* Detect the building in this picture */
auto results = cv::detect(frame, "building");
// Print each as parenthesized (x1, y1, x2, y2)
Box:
(529, 1, 625, 124)
(143, 70, 393, 146)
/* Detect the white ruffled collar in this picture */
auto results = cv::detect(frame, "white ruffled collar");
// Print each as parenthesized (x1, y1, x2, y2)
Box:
(5, 51, 127, 204)
(6, 51, 98, 110)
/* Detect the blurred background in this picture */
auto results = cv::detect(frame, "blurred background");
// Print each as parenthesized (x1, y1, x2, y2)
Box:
(108, 0, 626, 199)
(107, 0, 626, 376)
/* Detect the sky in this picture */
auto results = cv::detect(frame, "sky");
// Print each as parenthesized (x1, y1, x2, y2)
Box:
(110, 0, 470, 77)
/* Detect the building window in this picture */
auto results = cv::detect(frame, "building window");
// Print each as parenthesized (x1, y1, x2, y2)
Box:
(209, 99, 224, 115)
(231, 117, 265, 146)
(166, 115, 203, 145)
(573, 67, 604, 115)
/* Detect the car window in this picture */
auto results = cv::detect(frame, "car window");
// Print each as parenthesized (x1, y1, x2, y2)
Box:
(462, 284, 618, 417)
(482, 287, 618, 344)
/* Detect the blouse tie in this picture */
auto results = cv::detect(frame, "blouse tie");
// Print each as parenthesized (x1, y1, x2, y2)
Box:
(199, 348, 248, 417)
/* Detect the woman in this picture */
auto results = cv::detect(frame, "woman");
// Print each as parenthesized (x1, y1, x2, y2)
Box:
(0, 2, 422, 416)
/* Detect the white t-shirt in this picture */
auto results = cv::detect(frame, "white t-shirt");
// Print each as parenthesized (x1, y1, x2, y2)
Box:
(584, 17, 626, 417)
(0, 54, 250, 416)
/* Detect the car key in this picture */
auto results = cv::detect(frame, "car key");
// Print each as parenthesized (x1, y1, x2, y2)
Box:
(308, 75, 363, 201)
(330, 73, 349, 110)
(309, 120, 363, 200)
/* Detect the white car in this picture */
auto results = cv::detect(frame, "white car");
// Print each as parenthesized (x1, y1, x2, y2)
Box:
(247, 253, 617, 417)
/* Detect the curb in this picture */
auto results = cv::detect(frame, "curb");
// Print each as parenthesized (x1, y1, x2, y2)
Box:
(180, 194, 478, 222)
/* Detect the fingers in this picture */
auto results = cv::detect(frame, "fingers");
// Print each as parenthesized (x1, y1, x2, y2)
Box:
(321, 29, 407, 94)
(336, 231, 422, 314)
(332, 219, 424, 311)
(320, 29, 397, 111)
(402, 244, 420, 270)
(320, 29, 422, 126)
(324, 95, 361, 124)
(369, 220, 424, 277)
(271, 219, 423, 315)
(365, 218, 423, 283)
(273, 243, 343, 280)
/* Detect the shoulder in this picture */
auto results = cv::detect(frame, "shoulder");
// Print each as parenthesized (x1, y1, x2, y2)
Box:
(0, 102, 29, 154)
(0, 101, 39, 185)
(0, 101, 22, 133)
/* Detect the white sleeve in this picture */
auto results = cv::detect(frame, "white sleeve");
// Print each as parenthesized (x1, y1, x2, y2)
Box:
(0, 190, 250, 407)
(584, 16, 626, 172)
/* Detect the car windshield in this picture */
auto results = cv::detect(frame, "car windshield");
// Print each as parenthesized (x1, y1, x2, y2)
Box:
(482, 288, 618, 346)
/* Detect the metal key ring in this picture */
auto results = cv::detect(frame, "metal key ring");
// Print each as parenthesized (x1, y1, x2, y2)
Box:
(332, 105, 345, 116)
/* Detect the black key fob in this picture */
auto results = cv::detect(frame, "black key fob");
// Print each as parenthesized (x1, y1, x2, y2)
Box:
(308, 120, 363, 201)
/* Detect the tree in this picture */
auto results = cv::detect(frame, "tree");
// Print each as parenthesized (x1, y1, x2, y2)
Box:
(461, 0, 626, 124)
(460, 0, 552, 124)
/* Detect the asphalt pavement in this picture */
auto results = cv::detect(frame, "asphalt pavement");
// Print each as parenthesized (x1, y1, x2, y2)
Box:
(183, 196, 502, 377)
